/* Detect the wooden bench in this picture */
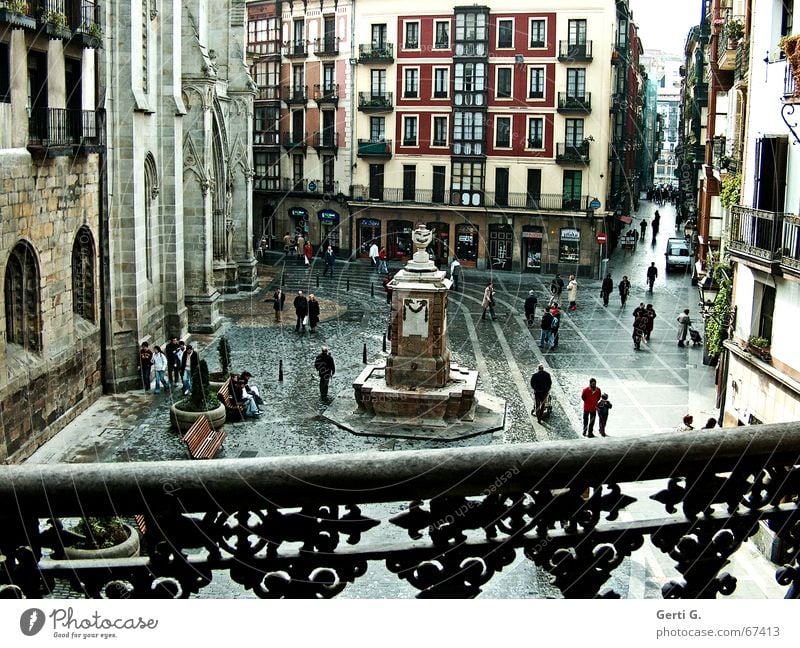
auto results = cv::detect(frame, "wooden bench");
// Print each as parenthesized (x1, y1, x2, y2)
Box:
(181, 415, 227, 460)
(217, 376, 246, 421)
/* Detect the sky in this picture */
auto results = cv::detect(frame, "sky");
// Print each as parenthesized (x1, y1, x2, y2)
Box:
(629, 0, 704, 54)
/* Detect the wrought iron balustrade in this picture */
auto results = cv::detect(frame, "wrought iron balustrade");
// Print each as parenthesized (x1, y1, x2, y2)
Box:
(358, 42, 394, 62)
(780, 215, 800, 273)
(558, 40, 593, 61)
(4, 424, 800, 599)
(556, 141, 590, 165)
(28, 107, 80, 147)
(729, 205, 785, 264)
(314, 37, 339, 56)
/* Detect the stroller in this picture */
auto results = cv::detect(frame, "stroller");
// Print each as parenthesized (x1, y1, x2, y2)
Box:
(532, 394, 553, 422)
(689, 327, 703, 346)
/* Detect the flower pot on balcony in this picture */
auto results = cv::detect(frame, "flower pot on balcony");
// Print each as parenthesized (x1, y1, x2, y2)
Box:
(62, 522, 140, 560)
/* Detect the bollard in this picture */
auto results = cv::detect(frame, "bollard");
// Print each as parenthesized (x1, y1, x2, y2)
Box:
(346, 277, 350, 291)
(278, 359, 284, 381)
(316, 274, 320, 288)
(281, 272, 285, 287)
(362, 343, 367, 364)
(371, 283, 375, 298)
(382, 333, 387, 353)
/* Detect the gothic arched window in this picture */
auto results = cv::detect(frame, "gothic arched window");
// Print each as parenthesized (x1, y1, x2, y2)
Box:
(4, 241, 41, 352)
(71, 226, 96, 323)
(144, 153, 158, 282)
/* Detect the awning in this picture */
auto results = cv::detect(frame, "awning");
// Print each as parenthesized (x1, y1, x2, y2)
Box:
(617, 215, 633, 224)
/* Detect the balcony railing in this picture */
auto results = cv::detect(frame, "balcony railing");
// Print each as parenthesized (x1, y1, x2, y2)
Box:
(729, 205, 784, 264)
(313, 84, 339, 104)
(281, 85, 308, 104)
(784, 62, 798, 100)
(253, 131, 280, 146)
(28, 107, 79, 147)
(253, 174, 281, 191)
(781, 215, 800, 274)
(735, 39, 749, 85)
(357, 138, 392, 158)
(281, 131, 307, 151)
(313, 131, 339, 150)
(357, 92, 393, 113)
(255, 86, 281, 101)
(557, 92, 592, 113)
(314, 37, 340, 56)
(4, 423, 800, 599)
(558, 40, 593, 61)
(694, 81, 709, 107)
(283, 40, 307, 58)
(556, 141, 590, 165)
(358, 42, 394, 63)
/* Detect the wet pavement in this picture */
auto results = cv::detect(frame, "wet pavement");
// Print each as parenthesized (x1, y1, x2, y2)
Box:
(28, 200, 786, 598)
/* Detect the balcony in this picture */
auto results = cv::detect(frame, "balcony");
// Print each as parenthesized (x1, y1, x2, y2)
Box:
(357, 92, 393, 113)
(555, 141, 590, 165)
(558, 40, 593, 62)
(357, 138, 392, 158)
(0, 1, 36, 29)
(781, 215, 800, 276)
(784, 63, 798, 101)
(735, 39, 749, 86)
(253, 131, 280, 147)
(253, 174, 281, 191)
(557, 92, 592, 113)
(313, 131, 339, 151)
(73, 0, 102, 48)
(694, 81, 708, 107)
(28, 107, 79, 157)
(313, 83, 339, 106)
(358, 42, 394, 63)
(728, 205, 784, 270)
(282, 85, 308, 105)
(255, 86, 281, 101)
(283, 40, 307, 58)
(282, 131, 307, 152)
(610, 93, 626, 112)
(4, 422, 800, 599)
(76, 109, 102, 154)
(314, 37, 339, 56)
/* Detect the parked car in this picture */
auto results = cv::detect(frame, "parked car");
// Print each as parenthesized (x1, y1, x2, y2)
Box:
(665, 237, 692, 272)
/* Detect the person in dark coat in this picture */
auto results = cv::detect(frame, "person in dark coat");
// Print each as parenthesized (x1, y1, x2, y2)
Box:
(165, 336, 180, 385)
(600, 273, 613, 307)
(643, 304, 657, 342)
(307, 294, 321, 332)
(293, 290, 308, 334)
(539, 308, 554, 349)
(596, 393, 612, 437)
(314, 346, 336, 397)
(323, 246, 336, 277)
(524, 291, 538, 327)
(271, 287, 286, 323)
(529, 364, 552, 424)
(618, 276, 631, 307)
(180, 345, 199, 395)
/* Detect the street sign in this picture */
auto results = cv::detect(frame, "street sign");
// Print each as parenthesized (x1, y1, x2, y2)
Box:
(308, 181, 317, 192)
(596, 233, 607, 244)
(589, 198, 602, 210)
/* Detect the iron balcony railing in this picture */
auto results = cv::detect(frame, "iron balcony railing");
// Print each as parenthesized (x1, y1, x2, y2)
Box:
(28, 107, 79, 146)
(729, 205, 784, 264)
(313, 131, 339, 149)
(784, 62, 798, 99)
(358, 42, 394, 62)
(357, 92, 393, 112)
(279, 178, 339, 194)
(281, 85, 308, 104)
(4, 423, 800, 598)
(556, 141, 590, 165)
(781, 215, 800, 273)
(356, 138, 392, 157)
(313, 83, 339, 103)
(558, 40, 593, 61)
(253, 130, 280, 146)
(281, 131, 307, 150)
(283, 40, 307, 58)
(313, 36, 339, 56)
(735, 39, 749, 85)
(557, 92, 592, 113)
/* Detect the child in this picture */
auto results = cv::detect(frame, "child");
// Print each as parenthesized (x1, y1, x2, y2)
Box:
(596, 393, 612, 437)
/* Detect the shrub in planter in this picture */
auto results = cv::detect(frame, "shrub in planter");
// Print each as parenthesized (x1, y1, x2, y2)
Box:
(70, 516, 128, 550)
(209, 336, 232, 384)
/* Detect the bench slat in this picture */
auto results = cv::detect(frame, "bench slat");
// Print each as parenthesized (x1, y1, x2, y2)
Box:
(182, 415, 225, 460)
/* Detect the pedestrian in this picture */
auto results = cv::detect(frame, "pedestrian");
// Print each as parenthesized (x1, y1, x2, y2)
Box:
(151, 345, 171, 394)
(549, 273, 564, 304)
(580, 377, 602, 438)
(138, 341, 153, 393)
(383, 272, 394, 305)
(308, 294, 320, 333)
(618, 275, 631, 307)
(369, 241, 379, 269)
(271, 287, 285, 322)
(601, 272, 613, 307)
(481, 282, 496, 320)
(677, 414, 694, 432)
(180, 344, 198, 395)
(633, 311, 648, 350)
(566, 274, 578, 311)
(283, 231, 292, 255)
(378, 246, 388, 274)
(538, 307, 554, 349)
(639, 218, 647, 241)
(165, 336, 180, 386)
(296, 233, 305, 264)
(702, 417, 718, 429)
(294, 290, 309, 334)
(529, 364, 552, 424)
(651, 211, 660, 242)
(323, 245, 336, 277)
(676, 308, 692, 346)
(233, 374, 262, 417)
(449, 257, 462, 291)
(175, 340, 186, 387)
(303, 241, 313, 268)
(524, 290, 538, 327)
(646, 262, 658, 292)
(596, 393, 612, 437)
(314, 346, 336, 397)
(239, 371, 265, 407)
(644, 304, 657, 342)
(550, 303, 561, 348)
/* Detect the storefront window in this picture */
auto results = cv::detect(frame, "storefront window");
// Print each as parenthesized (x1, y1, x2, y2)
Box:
(388, 220, 414, 260)
(318, 209, 340, 252)
(522, 227, 543, 272)
(290, 207, 309, 239)
(455, 223, 479, 267)
(559, 228, 580, 263)
(358, 218, 381, 257)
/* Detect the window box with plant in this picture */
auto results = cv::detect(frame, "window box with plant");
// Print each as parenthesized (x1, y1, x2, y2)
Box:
(725, 19, 744, 48)
(42, 8, 71, 38)
(746, 335, 771, 361)
(0, 0, 36, 29)
(54, 516, 141, 560)
(75, 20, 103, 48)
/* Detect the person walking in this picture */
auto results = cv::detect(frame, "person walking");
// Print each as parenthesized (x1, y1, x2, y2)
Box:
(322, 245, 336, 277)
(314, 346, 336, 397)
(596, 393, 612, 437)
(550, 303, 562, 348)
(165, 336, 180, 386)
(633, 310, 648, 350)
(138, 341, 153, 393)
(643, 304, 657, 342)
(307, 294, 320, 333)
(151, 346, 171, 394)
(676, 308, 692, 347)
(529, 364, 552, 424)
(175, 341, 185, 389)
(303, 241, 313, 268)
(524, 290, 538, 327)
(600, 273, 613, 307)
(639, 218, 647, 241)
(271, 287, 286, 322)
(539, 307, 554, 349)
(283, 232, 292, 255)
(449, 257, 462, 291)
(651, 211, 661, 243)
(296, 233, 305, 264)
(378, 246, 388, 275)
(580, 378, 602, 438)
(294, 290, 309, 334)
(618, 276, 631, 307)
(566, 274, 578, 311)
(481, 282, 496, 320)
(550, 273, 564, 304)
(369, 241, 379, 270)
(180, 344, 198, 395)
(646, 262, 658, 293)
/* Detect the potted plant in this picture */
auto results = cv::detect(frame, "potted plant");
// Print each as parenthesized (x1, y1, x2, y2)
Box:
(42, 8, 69, 37)
(781, 35, 800, 96)
(60, 517, 141, 560)
(720, 171, 741, 208)
(208, 335, 232, 389)
(726, 18, 744, 47)
(1, 0, 36, 29)
(170, 359, 226, 432)
(747, 335, 771, 361)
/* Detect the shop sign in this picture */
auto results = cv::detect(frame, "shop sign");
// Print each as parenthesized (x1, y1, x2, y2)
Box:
(560, 228, 580, 240)
(318, 209, 340, 224)
(360, 219, 380, 227)
(290, 207, 308, 218)
(522, 231, 543, 239)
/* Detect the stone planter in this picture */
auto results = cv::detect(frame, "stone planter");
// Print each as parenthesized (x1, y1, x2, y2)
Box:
(63, 523, 140, 560)
(0, 8, 37, 29)
(170, 400, 226, 433)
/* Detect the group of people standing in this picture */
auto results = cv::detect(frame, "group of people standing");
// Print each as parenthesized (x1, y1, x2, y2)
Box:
(270, 288, 321, 334)
(138, 337, 199, 395)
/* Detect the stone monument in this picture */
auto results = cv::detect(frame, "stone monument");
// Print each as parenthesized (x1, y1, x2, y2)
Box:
(324, 224, 505, 440)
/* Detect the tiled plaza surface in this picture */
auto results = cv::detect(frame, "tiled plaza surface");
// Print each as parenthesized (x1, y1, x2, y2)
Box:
(29, 201, 786, 598)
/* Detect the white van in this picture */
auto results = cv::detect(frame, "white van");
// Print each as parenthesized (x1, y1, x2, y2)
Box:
(665, 237, 692, 272)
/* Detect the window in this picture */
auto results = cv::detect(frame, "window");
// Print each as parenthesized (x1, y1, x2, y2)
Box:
(496, 67, 512, 99)
(529, 19, 546, 48)
(434, 21, 450, 49)
(527, 117, 544, 149)
(528, 67, 544, 99)
(404, 21, 419, 49)
(562, 170, 582, 210)
(72, 226, 96, 323)
(371, 69, 386, 96)
(452, 111, 484, 155)
(371, 24, 387, 47)
(143, 154, 157, 281)
(565, 118, 584, 146)
(323, 155, 335, 193)
(248, 17, 280, 54)
(497, 19, 513, 48)
(4, 241, 41, 352)
(495, 116, 511, 148)
(456, 12, 487, 41)
(451, 161, 485, 201)
(254, 106, 279, 144)
(404, 68, 419, 98)
(293, 19, 305, 48)
(403, 116, 418, 146)
(370, 116, 385, 141)
(253, 152, 280, 190)
(432, 116, 448, 147)
(433, 68, 449, 98)
(322, 64, 335, 92)
(567, 68, 586, 99)
(403, 165, 416, 201)
(0, 43, 9, 103)
(292, 155, 304, 187)
(756, 283, 776, 341)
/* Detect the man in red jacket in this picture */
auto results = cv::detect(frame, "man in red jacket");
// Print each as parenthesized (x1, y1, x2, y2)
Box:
(581, 377, 602, 438)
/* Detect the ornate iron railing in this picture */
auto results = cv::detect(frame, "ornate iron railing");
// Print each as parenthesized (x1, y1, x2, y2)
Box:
(729, 205, 784, 263)
(780, 215, 800, 273)
(4, 425, 800, 599)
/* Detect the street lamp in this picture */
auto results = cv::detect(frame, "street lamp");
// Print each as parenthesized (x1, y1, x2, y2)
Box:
(698, 273, 719, 318)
